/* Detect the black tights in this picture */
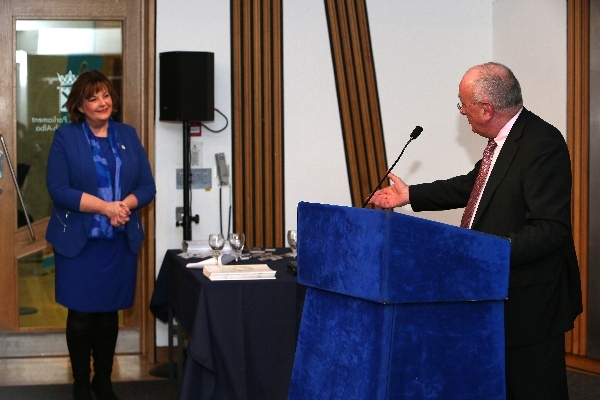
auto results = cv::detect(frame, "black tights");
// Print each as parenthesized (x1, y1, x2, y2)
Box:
(66, 309, 119, 386)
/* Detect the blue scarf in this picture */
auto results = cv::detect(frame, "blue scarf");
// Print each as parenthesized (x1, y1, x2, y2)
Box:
(82, 119, 123, 238)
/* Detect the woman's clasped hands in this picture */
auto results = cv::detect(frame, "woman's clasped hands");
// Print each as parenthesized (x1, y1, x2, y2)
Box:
(107, 201, 131, 228)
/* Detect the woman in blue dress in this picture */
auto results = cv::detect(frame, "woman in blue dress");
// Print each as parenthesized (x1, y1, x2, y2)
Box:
(46, 70, 156, 400)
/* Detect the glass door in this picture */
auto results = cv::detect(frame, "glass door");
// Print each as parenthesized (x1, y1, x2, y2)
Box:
(14, 20, 123, 328)
(0, 2, 152, 359)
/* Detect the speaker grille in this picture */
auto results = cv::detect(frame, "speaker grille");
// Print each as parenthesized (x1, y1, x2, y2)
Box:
(159, 51, 214, 121)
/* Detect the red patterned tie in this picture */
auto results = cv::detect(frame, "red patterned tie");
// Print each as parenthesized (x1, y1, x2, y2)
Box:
(460, 139, 498, 228)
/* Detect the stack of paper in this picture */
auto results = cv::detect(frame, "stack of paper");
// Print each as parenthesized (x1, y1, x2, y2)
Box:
(186, 253, 236, 268)
(203, 264, 276, 281)
(183, 240, 231, 258)
(182, 240, 212, 257)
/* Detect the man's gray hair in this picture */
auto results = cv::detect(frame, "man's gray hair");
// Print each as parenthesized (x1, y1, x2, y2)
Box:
(471, 62, 523, 110)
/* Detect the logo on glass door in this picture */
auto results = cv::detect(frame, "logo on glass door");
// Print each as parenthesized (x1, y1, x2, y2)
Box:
(56, 70, 78, 112)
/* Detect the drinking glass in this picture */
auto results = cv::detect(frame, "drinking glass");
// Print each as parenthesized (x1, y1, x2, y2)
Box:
(287, 230, 298, 259)
(208, 233, 225, 264)
(228, 233, 245, 262)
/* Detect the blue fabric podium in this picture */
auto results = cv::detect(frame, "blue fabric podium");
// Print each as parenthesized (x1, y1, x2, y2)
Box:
(288, 202, 511, 400)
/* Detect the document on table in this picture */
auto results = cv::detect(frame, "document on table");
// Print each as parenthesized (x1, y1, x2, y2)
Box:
(202, 264, 276, 280)
(186, 254, 235, 269)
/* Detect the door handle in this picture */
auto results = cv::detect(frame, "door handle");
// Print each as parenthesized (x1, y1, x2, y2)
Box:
(0, 134, 35, 241)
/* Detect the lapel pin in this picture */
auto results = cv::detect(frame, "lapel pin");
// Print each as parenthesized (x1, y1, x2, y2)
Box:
(121, 145, 126, 149)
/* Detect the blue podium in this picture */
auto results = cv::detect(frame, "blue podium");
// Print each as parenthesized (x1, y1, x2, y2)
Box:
(288, 202, 511, 400)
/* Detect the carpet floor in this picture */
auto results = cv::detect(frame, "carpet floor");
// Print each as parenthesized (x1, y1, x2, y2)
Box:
(0, 379, 180, 399)
(0, 370, 597, 399)
(567, 369, 600, 400)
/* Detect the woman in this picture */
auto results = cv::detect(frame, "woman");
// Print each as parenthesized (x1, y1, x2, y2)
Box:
(46, 70, 156, 400)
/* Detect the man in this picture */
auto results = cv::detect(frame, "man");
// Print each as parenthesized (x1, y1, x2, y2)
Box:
(369, 62, 582, 400)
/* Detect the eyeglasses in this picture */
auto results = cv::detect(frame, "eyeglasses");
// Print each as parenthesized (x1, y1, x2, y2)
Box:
(457, 102, 479, 114)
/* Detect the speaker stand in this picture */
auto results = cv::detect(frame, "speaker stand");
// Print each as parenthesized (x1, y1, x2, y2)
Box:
(178, 120, 199, 241)
(158, 121, 198, 386)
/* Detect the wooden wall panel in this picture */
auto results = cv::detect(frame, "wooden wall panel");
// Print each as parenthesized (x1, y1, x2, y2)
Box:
(231, 0, 284, 247)
(566, 0, 589, 360)
(324, 0, 387, 207)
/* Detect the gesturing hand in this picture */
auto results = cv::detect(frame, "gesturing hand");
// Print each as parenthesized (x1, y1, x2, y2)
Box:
(368, 173, 410, 209)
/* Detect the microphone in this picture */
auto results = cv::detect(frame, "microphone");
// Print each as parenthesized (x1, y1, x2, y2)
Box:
(409, 125, 423, 140)
(362, 126, 423, 208)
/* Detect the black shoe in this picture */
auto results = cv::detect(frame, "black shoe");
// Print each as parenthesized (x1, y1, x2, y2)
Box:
(73, 383, 93, 400)
(90, 380, 119, 400)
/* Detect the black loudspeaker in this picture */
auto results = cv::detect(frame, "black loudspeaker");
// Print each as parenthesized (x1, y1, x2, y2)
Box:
(159, 51, 214, 121)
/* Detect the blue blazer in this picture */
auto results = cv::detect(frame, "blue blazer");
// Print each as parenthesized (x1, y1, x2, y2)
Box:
(46, 121, 156, 257)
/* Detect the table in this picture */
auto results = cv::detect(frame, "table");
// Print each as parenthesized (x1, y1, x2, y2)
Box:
(150, 249, 306, 400)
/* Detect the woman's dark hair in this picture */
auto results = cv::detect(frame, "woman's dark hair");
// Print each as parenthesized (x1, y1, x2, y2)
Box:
(65, 70, 120, 123)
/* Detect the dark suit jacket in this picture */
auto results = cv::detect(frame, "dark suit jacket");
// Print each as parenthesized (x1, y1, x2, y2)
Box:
(45, 121, 156, 258)
(409, 108, 582, 348)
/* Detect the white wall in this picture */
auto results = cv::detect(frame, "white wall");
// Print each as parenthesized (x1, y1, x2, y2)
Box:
(154, 0, 567, 345)
(493, 0, 567, 135)
(154, 0, 231, 345)
(283, 0, 351, 229)
(154, 1, 232, 252)
(366, 0, 493, 225)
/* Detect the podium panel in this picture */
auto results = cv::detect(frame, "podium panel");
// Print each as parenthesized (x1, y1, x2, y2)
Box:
(288, 202, 510, 400)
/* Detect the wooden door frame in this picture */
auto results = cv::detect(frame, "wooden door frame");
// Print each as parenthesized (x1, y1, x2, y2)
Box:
(564, 0, 600, 374)
(0, 0, 156, 359)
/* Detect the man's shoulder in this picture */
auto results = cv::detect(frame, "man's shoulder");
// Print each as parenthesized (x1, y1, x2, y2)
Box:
(518, 108, 560, 133)
(513, 108, 563, 143)
(509, 110, 569, 161)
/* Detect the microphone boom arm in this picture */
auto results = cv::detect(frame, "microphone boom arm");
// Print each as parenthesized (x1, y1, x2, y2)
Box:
(362, 137, 414, 208)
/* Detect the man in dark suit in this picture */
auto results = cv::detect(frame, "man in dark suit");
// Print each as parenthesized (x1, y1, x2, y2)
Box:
(369, 62, 582, 400)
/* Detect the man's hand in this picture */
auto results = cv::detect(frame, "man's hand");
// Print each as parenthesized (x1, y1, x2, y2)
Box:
(368, 173, 410, 209)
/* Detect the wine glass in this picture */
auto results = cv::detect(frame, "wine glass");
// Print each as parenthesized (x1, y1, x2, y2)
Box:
(287, 230, 298, 259)
(208, 234, 225, 264)
(228, 233, 245, 263)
